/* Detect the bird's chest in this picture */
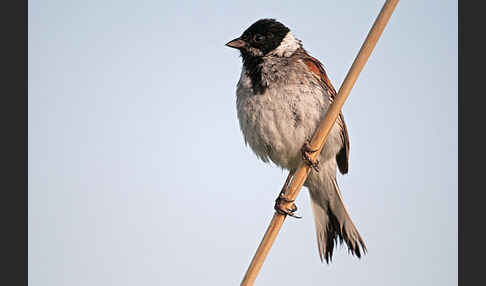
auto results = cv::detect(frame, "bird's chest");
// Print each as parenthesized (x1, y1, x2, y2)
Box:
(236, 69, 328, 169)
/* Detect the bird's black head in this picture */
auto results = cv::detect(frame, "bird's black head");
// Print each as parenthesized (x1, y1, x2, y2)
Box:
(226, 19, 291, 57)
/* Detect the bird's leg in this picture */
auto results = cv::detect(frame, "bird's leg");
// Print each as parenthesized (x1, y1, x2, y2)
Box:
(274, 169, 302, 219)
(301, 140, 320, 172)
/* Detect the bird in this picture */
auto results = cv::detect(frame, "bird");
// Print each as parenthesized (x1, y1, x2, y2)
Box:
(226, 18, 366, 263)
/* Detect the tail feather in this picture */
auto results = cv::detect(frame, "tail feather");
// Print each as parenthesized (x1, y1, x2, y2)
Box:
(309, 177, 366, 263)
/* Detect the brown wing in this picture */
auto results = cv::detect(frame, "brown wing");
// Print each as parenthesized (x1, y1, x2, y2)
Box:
(303, 55, 350, 174)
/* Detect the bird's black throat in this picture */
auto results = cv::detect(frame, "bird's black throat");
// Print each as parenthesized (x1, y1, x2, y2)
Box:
(241, 52, 266, 94)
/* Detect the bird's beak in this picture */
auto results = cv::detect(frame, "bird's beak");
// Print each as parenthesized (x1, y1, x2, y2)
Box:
(225, 37, 246, 49)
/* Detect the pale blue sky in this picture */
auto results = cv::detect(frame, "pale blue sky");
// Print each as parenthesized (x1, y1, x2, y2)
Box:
(29, 1, 457, 285)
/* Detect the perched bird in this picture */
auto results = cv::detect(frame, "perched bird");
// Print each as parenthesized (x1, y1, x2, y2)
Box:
(226, 19, 366, 263)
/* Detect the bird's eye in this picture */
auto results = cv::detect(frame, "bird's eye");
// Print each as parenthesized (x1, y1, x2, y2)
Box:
(242, 34, 249, 41)
(253, 34, 265, 42)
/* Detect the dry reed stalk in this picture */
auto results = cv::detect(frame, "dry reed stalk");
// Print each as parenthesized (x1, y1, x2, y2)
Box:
(240, 1, 400, 285)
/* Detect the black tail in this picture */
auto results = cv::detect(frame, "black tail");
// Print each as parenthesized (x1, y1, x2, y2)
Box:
(309, 177, 366, 263)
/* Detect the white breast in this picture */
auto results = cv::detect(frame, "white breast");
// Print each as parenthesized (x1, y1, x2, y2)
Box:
(236, 65, 341, 170)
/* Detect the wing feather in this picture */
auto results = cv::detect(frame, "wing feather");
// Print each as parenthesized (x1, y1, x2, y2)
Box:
(303, 56, 350, 174)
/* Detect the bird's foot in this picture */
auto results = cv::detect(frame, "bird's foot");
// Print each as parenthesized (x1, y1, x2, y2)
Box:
(274, 193, 302, 219)
(301, 140, 320, 172)
(273, 169, 301, 218)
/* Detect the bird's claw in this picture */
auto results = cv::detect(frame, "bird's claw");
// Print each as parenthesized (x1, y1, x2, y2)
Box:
(274, 194, 302, 219)
(301, 140, 320, 172)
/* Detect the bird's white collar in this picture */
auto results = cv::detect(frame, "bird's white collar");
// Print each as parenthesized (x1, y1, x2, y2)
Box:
(267, 32, 301, 57)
